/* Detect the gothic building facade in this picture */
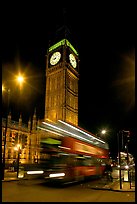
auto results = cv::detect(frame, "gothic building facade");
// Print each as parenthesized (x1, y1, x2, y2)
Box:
(2, 110, 40, 165)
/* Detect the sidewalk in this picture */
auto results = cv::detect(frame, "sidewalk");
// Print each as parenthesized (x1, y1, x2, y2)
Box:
(90, 178, 135, 192)
(2, 170, 19, 182)
(2, 169, 44, 182)
(111, 180, 135, 192)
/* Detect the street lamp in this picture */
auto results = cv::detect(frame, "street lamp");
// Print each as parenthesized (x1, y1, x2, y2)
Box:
(117, 131, 122, 189)
(14, 144, 22, 178)
(16, 74, 25, 90)
(101, 129, 106, 135)
(2, 74, 24, 180)
(2, 85, 5, 92)
(96, 129, 107, 140)
(2, 86, 10, 180)
(117, 130, 130, 189)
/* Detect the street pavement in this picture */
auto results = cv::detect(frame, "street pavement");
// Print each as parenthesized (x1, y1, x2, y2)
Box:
(2, 169, 135, 192)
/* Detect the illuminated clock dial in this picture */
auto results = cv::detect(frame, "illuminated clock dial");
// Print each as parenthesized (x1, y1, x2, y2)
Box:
(69, 53, 77, 68)
(50, 51, 61, 65)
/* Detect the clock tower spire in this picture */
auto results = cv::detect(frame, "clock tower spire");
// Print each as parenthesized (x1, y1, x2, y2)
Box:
(44, 28, 79, 126)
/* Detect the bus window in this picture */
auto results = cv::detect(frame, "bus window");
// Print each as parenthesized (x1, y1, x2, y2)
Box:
(76, 156, 86, 166)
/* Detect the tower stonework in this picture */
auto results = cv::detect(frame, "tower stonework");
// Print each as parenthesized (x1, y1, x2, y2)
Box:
(44, 39, 79, 126)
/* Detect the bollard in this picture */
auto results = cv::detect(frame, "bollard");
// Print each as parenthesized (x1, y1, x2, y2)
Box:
(129, 171, 132, 189)
(18, 166, 25, 179)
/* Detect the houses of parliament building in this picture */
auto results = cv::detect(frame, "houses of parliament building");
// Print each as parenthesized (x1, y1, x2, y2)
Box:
(2, 35, 80, 166)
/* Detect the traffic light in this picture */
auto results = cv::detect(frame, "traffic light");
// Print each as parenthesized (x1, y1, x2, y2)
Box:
(126, 131, 130, 143)
(123, 130, 130, 143)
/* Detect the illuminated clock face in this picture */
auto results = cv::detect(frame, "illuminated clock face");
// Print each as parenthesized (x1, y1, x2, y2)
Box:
(69, 53, 77, 68)
(50, 51, 61, 65)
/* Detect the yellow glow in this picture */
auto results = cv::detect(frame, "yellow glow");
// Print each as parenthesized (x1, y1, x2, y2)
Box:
(17, 144, 21, 148)
(112, 49, 135, 111)
(14, 147, 18, 151)
(17, 75, 24, 84)
(14, 144, 21, 151)
(18, 174, 24, 178)
(2, 85, 5, 92)
(123, 170, 129, 181)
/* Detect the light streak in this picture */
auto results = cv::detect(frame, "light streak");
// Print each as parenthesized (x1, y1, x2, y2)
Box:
(42, 122, 99, 145)
(58, 120, 105, 144)
(27, 170, 44, 175)
(49, 173, 65, 178)
(58, 146, 70, 150)
(37, 126, 63, 137)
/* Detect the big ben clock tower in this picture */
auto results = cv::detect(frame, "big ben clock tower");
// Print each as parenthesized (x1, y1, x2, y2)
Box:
(44, 38, 79, 126)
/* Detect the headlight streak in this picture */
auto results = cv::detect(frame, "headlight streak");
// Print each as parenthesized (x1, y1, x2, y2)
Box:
(49, 173, 65, 178)
(58, 145, 70, 150)
(58, 120, 105, 144)
(27, 170, 44, 175)
(18, 174, 24, 178)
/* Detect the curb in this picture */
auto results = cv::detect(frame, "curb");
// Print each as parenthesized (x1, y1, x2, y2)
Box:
(2, 177, 43, 182)
(90, 186, 135, 192)
(90, 179, 135, 192)
(2, 179, 19, 182)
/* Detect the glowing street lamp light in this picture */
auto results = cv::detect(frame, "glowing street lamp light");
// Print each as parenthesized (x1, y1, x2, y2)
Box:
(96, 129, 107, 139)
(17, 75, 24, 84)
(14, 144, 21, 151)
(2, 85, 5, 92)
(16, 74, 25, 90)
(101, 129, 106, 135)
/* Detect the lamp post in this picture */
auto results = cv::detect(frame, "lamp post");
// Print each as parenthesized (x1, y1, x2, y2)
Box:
(123, 130, 130, 181)
(14, 144, 22, 178)
(2, 86, 10, 180)
(117, 131, 122, 189)
(2, 74, 24, 180)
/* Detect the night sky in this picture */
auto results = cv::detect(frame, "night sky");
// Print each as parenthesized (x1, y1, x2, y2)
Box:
(2, 3, 135, 158)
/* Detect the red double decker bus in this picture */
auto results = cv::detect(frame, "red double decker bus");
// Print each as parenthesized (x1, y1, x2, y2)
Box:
(38, 120, 109, 184)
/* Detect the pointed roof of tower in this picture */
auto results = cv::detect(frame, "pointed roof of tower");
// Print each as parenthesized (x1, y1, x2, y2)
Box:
(48, 7, 72, 46)
(55, 25, 71, 41)
(33, 108, 37, 119)
(8, 111, 11, 120)
(19, 113, 22, 119)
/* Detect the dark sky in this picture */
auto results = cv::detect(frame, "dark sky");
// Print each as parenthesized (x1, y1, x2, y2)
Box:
(2, 3, 135, 158)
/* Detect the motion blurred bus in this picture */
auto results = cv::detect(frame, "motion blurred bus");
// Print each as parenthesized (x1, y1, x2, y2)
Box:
(38, 120, 109, 184)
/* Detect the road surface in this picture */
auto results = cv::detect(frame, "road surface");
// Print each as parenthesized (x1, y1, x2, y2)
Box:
(2, 178, 135, 202)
